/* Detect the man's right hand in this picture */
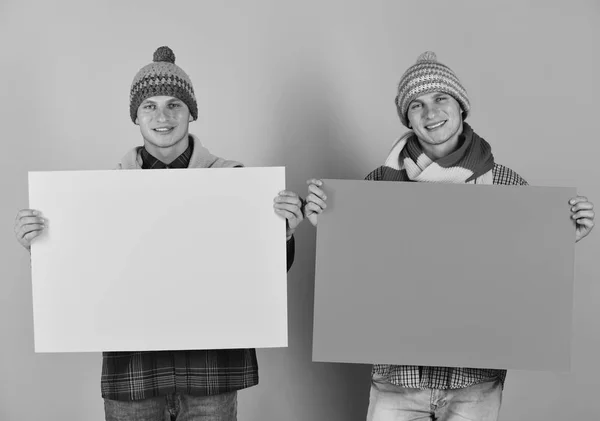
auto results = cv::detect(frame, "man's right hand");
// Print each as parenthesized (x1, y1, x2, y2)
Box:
(14, 209, 46, 251)
(304, 179, 327, 227)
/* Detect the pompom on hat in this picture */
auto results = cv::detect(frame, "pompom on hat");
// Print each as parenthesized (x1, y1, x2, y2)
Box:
(129, 46, 198, 123)
(395, 51, 470, 128)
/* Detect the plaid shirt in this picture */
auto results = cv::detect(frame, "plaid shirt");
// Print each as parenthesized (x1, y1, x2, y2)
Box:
(367, 163, 528, 390)
(101, 142, 296, 401)
(140, 141, 194, 169)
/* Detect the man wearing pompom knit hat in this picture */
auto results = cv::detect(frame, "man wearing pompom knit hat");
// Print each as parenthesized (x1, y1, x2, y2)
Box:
(303, 51, 596, 421)
(14, 46, 304, 420)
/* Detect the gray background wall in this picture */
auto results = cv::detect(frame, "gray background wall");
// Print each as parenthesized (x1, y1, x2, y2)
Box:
(1, 0, 598, 419)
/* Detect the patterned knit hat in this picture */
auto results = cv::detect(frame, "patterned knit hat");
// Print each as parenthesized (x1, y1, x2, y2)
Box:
(129, 46, 198, 123)
(395, 51, 470, 128)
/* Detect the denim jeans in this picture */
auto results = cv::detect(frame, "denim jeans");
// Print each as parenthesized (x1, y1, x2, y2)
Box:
(366, 374, 502, 421)
(104, 391, 237, 421)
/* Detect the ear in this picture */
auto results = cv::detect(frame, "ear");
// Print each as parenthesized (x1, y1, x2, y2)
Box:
(189, 115, 193, 122)
(134, 117, 139, 125)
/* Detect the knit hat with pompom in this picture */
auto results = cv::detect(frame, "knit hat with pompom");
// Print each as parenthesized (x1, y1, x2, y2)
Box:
(395, 51, 470, 128)
(129, 46, 198, 123)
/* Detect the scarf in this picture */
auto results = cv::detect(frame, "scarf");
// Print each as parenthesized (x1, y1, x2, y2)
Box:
(383, 122, 494, 184)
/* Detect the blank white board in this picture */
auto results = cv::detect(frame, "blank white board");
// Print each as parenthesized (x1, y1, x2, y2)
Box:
(28, 167, 287, 353)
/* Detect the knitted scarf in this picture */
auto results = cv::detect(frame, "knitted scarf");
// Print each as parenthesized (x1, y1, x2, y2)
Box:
(383, 122, 494, 184)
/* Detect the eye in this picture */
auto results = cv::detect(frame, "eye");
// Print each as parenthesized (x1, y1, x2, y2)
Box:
(409, 103, 421, 110)
(143, 104, 155, 110)
(436, 96, 448, 102)
(169, 103, 182, 108)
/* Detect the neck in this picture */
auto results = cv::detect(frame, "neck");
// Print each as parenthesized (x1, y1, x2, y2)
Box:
(143, 134, 190, 164)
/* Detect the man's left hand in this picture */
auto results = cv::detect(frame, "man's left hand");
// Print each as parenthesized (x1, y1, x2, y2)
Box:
(274, 190, 304, 240)
(570, 196, 595, 243)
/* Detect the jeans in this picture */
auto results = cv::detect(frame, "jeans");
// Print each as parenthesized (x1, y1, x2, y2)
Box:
(366, 374, 502, 421)
(104, 391, 237, 421)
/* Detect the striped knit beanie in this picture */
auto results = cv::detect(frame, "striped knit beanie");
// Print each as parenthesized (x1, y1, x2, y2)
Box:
(129, 46, 198, 123)
(395, 51, 470, 128)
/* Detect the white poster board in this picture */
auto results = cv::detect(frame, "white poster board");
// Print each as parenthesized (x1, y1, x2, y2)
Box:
(28, 167, 288, 353)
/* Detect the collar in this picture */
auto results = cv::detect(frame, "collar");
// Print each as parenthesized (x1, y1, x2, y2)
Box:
(141, 136, 194, 169)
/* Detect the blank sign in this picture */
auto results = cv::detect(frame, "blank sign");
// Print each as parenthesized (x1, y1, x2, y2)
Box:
(313, 179, 575, 371)
(28, 167, 288, 353)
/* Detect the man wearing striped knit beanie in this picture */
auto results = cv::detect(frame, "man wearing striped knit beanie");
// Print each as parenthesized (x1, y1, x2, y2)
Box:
(303, 52, 595, 420)
(14, 46, 305, 421)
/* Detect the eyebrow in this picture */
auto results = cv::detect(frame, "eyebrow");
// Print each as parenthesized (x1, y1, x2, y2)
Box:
(141, 99, 182, 105)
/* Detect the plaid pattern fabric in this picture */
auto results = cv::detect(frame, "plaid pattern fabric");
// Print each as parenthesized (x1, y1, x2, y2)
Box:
(101, 144, 296, 401)
(367, 162, 528, 390)
(102, 349, 259, 401)
(140, 140, 193, 169)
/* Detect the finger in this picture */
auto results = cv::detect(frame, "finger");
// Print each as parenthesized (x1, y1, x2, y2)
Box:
(569, 196, 588, 205)
(273, 192, 302, 203)
(15, 221, 46, 236)
(571, 202, 594, 212)
(274, 201, 301, 211)
(306, 193, 327, 210)
(274, 195, 303, 206)
(572, 210, 595, 220)
(23, 230, 43, 242)
(18, 223, 45, 237)
(305, 202, 324, 214)
(274, 203, 303, 218)
(308, 183, 327, 201)
(274, 209, 298, 221)
(277, 190, 299, 197)
(274, 201, 304, 218)
(16, 209, 41, 220)
(306, 178, 323, 187)
(576, 218, 595, 229)
(16, 216, 46, 227)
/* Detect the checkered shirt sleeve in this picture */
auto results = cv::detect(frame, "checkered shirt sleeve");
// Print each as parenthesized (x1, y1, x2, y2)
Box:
(368, 163, 528, 389)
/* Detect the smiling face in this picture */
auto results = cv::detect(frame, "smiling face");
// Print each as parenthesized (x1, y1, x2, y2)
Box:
(135, 96, 192, 151)
(407, 92, 464, 158)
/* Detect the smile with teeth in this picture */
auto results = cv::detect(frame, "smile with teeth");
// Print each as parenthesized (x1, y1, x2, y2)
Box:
(425, 121, 446, 130)
(153, 127, 174, 133)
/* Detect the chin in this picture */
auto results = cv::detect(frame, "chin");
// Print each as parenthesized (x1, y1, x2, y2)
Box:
(154, 136, 180, 146)
(431, 130, 455, 142)
(426, 136, 448, 145)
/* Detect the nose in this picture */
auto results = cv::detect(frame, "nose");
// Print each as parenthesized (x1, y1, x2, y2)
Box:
(424, 104, 438, 120)
(156, 107, 170, 122)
